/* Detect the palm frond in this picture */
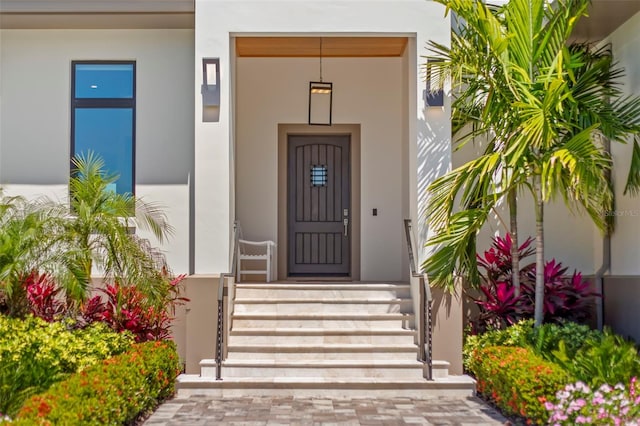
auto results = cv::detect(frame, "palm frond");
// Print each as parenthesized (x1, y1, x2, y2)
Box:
(423, 207, 490, 290)
(624, 139, 640, 196)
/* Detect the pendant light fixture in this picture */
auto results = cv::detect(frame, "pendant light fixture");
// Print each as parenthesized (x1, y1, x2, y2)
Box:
(308, 37, 333, 125)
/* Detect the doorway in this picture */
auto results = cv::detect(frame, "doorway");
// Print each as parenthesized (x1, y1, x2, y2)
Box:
(287, 135, 351, 276)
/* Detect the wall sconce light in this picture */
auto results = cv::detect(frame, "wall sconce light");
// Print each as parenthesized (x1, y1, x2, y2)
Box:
(309, 38, 333, 126)
(201, 58, 220, 107)
(424, 60, 444, 108)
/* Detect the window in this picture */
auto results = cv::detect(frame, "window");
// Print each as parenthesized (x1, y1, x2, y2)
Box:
(310, 165, 328, 187)
(71, 61, 135, 195)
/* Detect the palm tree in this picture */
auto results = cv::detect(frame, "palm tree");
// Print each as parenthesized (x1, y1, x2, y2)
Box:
(0, 192, 66, 316)
(423, 0, 640, 326)
(0, 153, 176, 315)
(64, 151, 175, 307)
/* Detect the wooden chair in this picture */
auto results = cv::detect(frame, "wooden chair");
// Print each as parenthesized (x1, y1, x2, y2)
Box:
(236, 238, 276, 282)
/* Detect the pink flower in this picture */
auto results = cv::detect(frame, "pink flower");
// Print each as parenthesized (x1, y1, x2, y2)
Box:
(600, 384, 613, 393)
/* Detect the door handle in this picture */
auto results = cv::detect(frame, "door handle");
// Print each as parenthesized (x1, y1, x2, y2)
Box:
(343, 209, 349, 237)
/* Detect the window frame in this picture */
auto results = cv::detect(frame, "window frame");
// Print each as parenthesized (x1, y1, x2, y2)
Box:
(70, 60, 136, 196)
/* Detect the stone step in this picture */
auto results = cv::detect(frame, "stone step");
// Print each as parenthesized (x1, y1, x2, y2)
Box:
(234, 283, 411, 299)
(229, 328, 417, 345)
(226, 343, 419, 361)
(200, 360, 449, 380)
(177, 374, 476, 398)
(233, 298, 413, 314)
(231, 313, 415, 329)
(206, 281, 445, 391)
(218, 360, 426, 380)
(200, 359, 449, 380)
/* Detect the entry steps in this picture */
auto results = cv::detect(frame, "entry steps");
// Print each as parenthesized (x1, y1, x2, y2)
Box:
(177, 282, 475, 397)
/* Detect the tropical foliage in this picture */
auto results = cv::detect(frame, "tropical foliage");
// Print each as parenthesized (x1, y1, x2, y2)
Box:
(468, 345, 571, 424)
(65, 152, 174, 306)
(424, 0, 640, 326)
(0, 153, 185, 419)
(465, 321, 640, 424)
(0, 193, 65, 317)
(0, 316, 133, 417)
(551, 330, 640, 388)
(84, 275, 187, 342)
(463, 319, 598, 371)
(472, 234, 599, 331)
(11, 341, 180, 425)
(0, 152, 175, 315)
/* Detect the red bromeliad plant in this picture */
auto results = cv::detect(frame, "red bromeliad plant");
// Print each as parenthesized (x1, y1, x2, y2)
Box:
(472, 235, 600, 332)
(20, 268, 188, 342)
(472, 234, 535, 331)
(82, 274, 188, 342)
(476, 234, 535, 285)
(522, 260, 599, 323)
(475, 281, 532, 330)
(24, 272, 67, 322)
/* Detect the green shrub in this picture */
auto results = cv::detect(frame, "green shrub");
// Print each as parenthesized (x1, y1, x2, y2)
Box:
(0, 315, 133, 417)
(529, 321, 598, 360)
(463, 320, 598, 370)
(464, 320, 534, 369)
(468, 346, 572, 424)
(550, 329, 640, 388)
(13, 341, 180, 425)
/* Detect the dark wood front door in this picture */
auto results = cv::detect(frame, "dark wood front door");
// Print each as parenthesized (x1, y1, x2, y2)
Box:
(288, 135, 350, 276)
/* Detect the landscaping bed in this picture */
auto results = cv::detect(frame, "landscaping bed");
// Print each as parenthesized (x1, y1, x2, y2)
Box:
(0, 316, 181, 424)
(0, 155, 185, 424)
(463, 235, 640, 424)
(465, 321, 640, 425)
(12, 341, 180, 425)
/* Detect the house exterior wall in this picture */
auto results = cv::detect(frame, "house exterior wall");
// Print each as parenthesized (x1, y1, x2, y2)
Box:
(1, 1, 464, 370)
(0, 29, 195, 273)
(599, 10, 640, 342)
(193, 0, 451, 275)
(604, 11, 640, 276)
(193, 0, 458, 368)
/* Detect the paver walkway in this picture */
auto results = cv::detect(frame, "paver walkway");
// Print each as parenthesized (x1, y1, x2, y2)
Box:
(144, 395, 507, 425)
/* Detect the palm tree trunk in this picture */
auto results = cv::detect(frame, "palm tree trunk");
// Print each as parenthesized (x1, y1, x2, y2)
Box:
(508, 188, 520, 296)
(533, 175, 544, 327)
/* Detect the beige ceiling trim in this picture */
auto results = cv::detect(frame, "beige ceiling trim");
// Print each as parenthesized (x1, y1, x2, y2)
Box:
(236, 37, 409, 58)
(0, 0, 194, 14)
(0, 12, 194, 29)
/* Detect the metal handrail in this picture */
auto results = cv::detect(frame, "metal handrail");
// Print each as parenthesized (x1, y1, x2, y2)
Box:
(404, 219, 433, 381)
(215, 220, 240, 380)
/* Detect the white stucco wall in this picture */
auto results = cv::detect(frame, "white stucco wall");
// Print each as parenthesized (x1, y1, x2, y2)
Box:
(195, 0, 450, 276)
(0, 29, 194, 273)
(603, 11, 640, 275)
(236, 57, 405, 281)
(452, 138, 596, 275)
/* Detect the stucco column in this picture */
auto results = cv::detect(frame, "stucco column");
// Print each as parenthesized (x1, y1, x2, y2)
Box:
(194, 20, 232, 274)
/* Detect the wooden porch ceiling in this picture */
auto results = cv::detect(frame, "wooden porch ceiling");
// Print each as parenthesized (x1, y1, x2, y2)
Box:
(571, 0, 640, 42)
(235, 37, 409, 58)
